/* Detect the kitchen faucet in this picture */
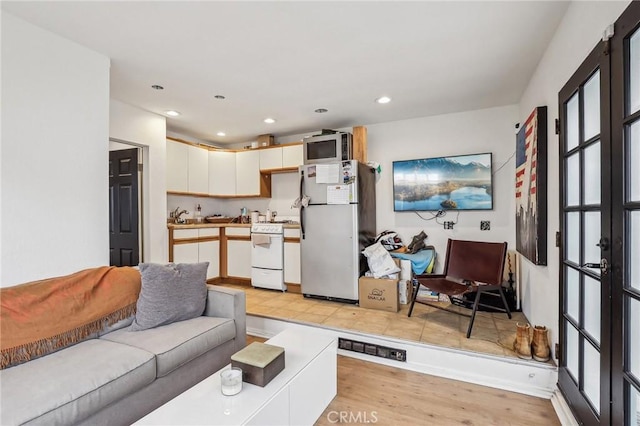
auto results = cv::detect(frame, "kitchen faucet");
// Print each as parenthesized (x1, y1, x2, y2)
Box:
(173, 207, 189, 224)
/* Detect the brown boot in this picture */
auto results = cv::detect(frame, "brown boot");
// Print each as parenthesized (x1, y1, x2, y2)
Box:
(513, 322, 532, 359)
(531, 325, 550, 362)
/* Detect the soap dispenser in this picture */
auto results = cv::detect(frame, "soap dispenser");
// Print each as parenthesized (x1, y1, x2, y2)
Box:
(195, 204, 202, 223)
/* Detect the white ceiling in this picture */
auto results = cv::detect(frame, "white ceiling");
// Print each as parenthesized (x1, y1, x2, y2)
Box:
(2, 1, 570, 145)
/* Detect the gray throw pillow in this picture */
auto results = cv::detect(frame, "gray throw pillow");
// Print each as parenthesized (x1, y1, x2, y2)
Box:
(131, 262, 209, 331)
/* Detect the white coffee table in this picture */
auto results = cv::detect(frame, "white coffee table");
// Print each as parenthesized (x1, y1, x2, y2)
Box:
(135, 328, 337, 425)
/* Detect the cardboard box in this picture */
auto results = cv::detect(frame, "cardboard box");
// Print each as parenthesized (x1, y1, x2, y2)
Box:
(231, 342, 285, 387)
(358, 276, 399, 312)
(257, 134, 274, 146)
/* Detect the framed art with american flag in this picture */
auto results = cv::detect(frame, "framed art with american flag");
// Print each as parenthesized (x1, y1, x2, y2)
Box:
(515, 106, 547, 265)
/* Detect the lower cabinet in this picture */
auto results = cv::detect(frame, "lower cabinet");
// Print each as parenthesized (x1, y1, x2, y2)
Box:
(284, 242, 300, 284)
(172, 228, 220, 280)
(170, 226, 299, 283)
(227, 239, 252, 279)
(284, 228, 300, 285)
(226, 227, 252, 279)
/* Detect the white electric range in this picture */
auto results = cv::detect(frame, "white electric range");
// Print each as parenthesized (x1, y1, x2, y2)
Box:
(250, 223, 286, 291)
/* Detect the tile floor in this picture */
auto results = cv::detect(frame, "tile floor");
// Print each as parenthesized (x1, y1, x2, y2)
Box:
(220, 283, 554, 364)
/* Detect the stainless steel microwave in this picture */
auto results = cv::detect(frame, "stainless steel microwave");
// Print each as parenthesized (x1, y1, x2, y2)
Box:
(303, 132, 353, 164)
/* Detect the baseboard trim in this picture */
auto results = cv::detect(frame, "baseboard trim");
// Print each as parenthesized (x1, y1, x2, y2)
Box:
(550, 388, 579, 426)
(247, 315, 558, 399)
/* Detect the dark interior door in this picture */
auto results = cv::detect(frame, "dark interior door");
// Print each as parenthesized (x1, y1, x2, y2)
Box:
(558, 3, 640, 425)
(558, 41, 611, 426)
(610, 3, 640, 425)
(109, 148, 139, 266)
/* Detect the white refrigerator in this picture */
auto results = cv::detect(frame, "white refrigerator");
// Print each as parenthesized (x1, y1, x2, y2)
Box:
(299, 160, 376, 302)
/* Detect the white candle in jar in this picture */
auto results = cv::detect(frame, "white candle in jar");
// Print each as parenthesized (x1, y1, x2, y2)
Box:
(221, 367, 242, 396)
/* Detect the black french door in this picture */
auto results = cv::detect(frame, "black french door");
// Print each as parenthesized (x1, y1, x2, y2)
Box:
(558, 2, 640, 425)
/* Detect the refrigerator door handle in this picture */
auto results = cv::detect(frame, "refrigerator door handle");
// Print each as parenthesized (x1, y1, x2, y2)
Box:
(300, 171, 305, 239)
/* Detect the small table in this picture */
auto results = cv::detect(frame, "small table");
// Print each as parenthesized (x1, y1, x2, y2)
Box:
(135, 329, 337, 425)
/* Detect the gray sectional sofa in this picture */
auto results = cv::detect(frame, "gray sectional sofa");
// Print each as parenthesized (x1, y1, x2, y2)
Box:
(0, 285, 246, 426)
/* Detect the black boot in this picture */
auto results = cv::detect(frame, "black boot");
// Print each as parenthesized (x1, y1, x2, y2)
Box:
(407, 231, 427, 252)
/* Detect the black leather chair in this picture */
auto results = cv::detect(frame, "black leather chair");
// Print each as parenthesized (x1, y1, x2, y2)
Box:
(408, 238, 511, 338)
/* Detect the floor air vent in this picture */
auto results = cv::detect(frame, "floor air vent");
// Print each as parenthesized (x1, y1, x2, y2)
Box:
(338, 338, 407, 362)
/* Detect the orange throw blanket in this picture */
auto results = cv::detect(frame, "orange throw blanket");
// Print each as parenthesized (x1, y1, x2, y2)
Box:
(1, 266, 141, 369)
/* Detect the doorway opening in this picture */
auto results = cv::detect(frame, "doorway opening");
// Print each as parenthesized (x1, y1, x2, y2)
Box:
(109, 140, 144, 266)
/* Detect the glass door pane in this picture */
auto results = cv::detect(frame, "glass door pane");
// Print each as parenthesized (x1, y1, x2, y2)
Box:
(584, 71, 601, 140)
(584, 142, 601, 205)
(630, 121, 640, 202)
(631, 211, 640, 292)
(630, 297, 639, 379)
(584, 275, 601, 343)
(630, 30, 640, 114)
(567, 93, 580, 151)
(567, 267, 580, 321)
(584, 341, 601, 412)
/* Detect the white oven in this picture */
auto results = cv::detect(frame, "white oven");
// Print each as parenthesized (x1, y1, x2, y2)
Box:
(250, 223, 286, 291)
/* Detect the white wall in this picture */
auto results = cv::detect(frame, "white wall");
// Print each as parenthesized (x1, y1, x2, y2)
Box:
(368, 105, 518, 272)
(110, 100, 167, 263)
(517, 0, 630, 357)
(1, 13, 110, 287)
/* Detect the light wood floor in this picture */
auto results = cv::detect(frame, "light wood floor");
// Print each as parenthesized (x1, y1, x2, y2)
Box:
(246, 335, 560, 425)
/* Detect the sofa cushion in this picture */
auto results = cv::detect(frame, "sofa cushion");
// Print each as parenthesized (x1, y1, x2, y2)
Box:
(102, 316, 236, 377)
(131, 262, 208, 331)
(0, 339, 155, 426)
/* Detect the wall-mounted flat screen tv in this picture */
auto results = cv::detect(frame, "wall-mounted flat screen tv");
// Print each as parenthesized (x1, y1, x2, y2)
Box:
(393, 153, 493, 211)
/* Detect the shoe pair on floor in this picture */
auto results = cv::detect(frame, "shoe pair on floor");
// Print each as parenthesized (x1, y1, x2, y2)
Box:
(514, 323, 550, 362)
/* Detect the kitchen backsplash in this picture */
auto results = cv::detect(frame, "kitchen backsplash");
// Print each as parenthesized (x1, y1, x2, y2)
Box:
(167, 172, 300, 221)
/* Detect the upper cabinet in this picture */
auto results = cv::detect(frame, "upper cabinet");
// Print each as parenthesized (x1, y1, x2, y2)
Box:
(166, 139, 306, 198)
(167, 138, 209, 195)
(259, 147, 283, 170)
(282, 144, 303, 169)
(187, 145, 209, 195)
(209, 150, 236, 196)
(166, 140, 189, 192)
(259, 143, 303, 171)
(236, 150, 260, 195)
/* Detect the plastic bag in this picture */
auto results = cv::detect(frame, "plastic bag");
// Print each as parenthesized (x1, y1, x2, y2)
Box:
(362, 241, 401, 278)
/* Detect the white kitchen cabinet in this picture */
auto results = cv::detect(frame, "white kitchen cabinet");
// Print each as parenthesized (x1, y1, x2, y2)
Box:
(187, 144, 209, 194)
(282, 144, 303, 168)
(171, 228, 220, 280)
(236, 150, 260, 195)
(284, 242, 300, 284)
(173, 241, 199, 265)
(227, 239, 252, 278)
(166, 140, 189, 192)
(198, 228, 219, 280)
(209, 150, 236, 196)
(259, 147, 283, 170)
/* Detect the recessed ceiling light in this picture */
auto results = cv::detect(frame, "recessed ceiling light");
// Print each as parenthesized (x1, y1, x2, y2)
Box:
(264, 118, 276, 124)
(217, 132, 226, 137)
(314, 108, 328, 113)
(151, 84, 164, 90)
(214, 95, 226, 100)
(165, 110, 181, 117)
(375, 96, 391, 104)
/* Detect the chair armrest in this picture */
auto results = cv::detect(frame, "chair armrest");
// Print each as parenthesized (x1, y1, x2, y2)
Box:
(204, 285, 246, 351)
(416, 274, 446, 280)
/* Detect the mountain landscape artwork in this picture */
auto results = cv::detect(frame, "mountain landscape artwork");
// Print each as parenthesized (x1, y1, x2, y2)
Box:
(393, 153, 493, 211)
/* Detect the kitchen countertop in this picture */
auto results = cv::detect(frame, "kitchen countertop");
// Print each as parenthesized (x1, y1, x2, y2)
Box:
(168, 222, 300, 229)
